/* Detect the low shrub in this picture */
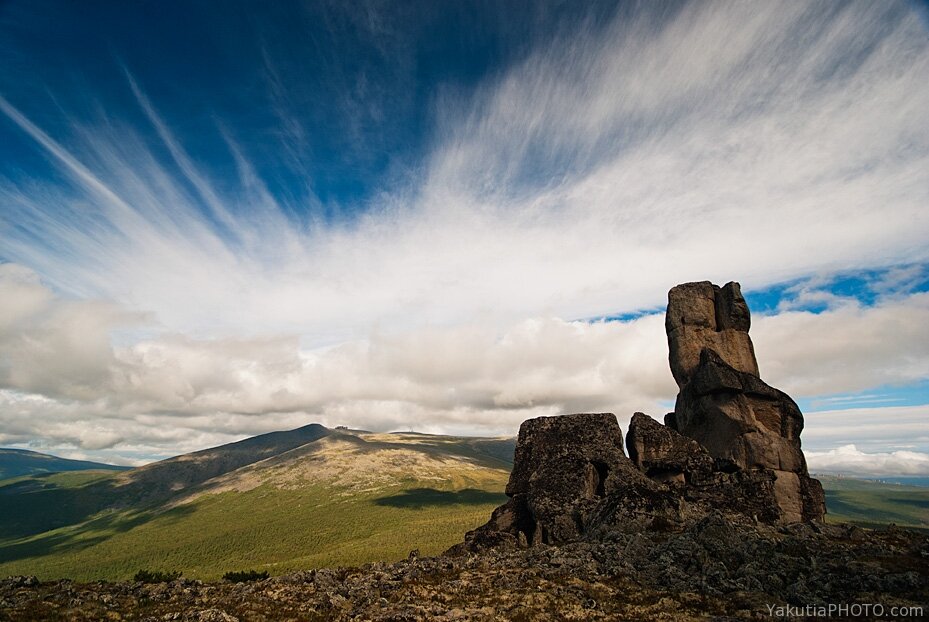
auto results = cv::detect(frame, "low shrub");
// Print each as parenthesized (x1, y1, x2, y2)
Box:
(222, 569, 270, 583)
(133, 569, 181, 583)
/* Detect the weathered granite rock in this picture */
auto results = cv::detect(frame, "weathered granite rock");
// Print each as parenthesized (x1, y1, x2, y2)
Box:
(462, 279, 825, 555)
(674, 349, 806, 473)
(666, 282, 825, 523)
(458, 413, 676, 549)
(625, 412, 714, 484)
(666, 281, 759, 387)
(626, 411, 787, 523)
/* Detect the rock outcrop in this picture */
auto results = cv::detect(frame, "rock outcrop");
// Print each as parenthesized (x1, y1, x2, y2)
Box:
(626, 411, 784, 524)
(456, 413, 677, 551)
(666, 281, 825, 523)
(626, 411, 714, 484)
(462, 279, 824, 553)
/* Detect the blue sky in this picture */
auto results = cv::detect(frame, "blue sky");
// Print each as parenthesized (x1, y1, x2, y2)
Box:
(0, 1, 614, 210)
(0, 1, 927, 475)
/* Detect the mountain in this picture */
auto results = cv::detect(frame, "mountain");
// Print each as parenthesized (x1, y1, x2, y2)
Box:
(0, 448, 129, 480)
(0, 425, 513, 581)
(108, 423, 332, 505)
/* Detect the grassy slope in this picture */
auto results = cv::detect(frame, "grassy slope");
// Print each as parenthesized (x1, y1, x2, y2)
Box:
(819, 475, 929, 531)
(0, 435, 510, 581)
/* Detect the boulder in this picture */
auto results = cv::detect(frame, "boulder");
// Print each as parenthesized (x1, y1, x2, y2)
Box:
(459, 413, 674, 549)
(625, 412, 714, 484)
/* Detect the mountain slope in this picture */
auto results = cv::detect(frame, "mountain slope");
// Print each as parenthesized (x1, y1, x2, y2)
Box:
(0, 448, 129, 480)
(0, 426, 512, 580)
(0, 423, 336, 541)
(110, 423, 332, 505)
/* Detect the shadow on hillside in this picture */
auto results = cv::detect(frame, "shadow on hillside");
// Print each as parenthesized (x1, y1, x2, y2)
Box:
(0, 504, 196, 564)
(374, 488, 506, 509)
(826, 494, 929, 527)
(0, 424, 334, 542)
(896, 497, 929, 509)
(0, 475, 126, 539)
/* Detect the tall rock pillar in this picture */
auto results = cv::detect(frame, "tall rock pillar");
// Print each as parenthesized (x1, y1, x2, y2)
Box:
(665, 281, 825, 523)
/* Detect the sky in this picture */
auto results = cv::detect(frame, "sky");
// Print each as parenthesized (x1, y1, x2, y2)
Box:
(0, 0, 927, 476)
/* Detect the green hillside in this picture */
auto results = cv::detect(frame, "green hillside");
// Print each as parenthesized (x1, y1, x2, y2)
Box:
(0, 448, 129, 480)
(0, 430, 511, 581)
(819, 475, 929, 531)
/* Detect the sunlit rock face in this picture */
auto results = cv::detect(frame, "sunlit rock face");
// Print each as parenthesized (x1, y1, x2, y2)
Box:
(666, 281, 759, 386)
(665, 281, 825, 523)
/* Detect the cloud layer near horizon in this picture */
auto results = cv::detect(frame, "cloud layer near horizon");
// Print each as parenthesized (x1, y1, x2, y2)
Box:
(1, 2, 928, 472)
(2, 263, 928, 472)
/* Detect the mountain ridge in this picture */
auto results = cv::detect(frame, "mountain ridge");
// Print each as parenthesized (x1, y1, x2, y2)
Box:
(0, 448, 130, 480)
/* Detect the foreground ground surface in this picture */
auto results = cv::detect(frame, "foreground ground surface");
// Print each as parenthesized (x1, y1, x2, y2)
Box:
(1, 516, 926, 621)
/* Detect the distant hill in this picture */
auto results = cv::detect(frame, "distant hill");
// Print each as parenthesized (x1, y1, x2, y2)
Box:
(0, 448, 130, 480)
(108, 423, 332, 505)
(0, 425, 513, 581)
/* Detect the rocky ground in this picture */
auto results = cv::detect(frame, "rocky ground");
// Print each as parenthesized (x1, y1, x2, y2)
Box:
(3, 516, 926, 621)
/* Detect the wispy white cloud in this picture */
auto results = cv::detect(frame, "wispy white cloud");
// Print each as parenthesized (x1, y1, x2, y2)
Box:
(1, 1, 927, 340)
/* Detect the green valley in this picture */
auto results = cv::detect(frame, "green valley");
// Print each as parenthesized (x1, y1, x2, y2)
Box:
(819, 475, 929, 532)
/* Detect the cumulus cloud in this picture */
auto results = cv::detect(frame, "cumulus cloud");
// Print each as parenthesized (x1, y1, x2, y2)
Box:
(0, 266, 675, 450)
(753, 293, 929, 397)
(1, 264, 928, 465)
(806, 445, 929, 477)
(800, 405, 929, 454)
(0, 264, 145, 401)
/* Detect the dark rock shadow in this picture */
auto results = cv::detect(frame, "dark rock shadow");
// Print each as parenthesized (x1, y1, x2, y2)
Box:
(374, 488, 506, 509)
